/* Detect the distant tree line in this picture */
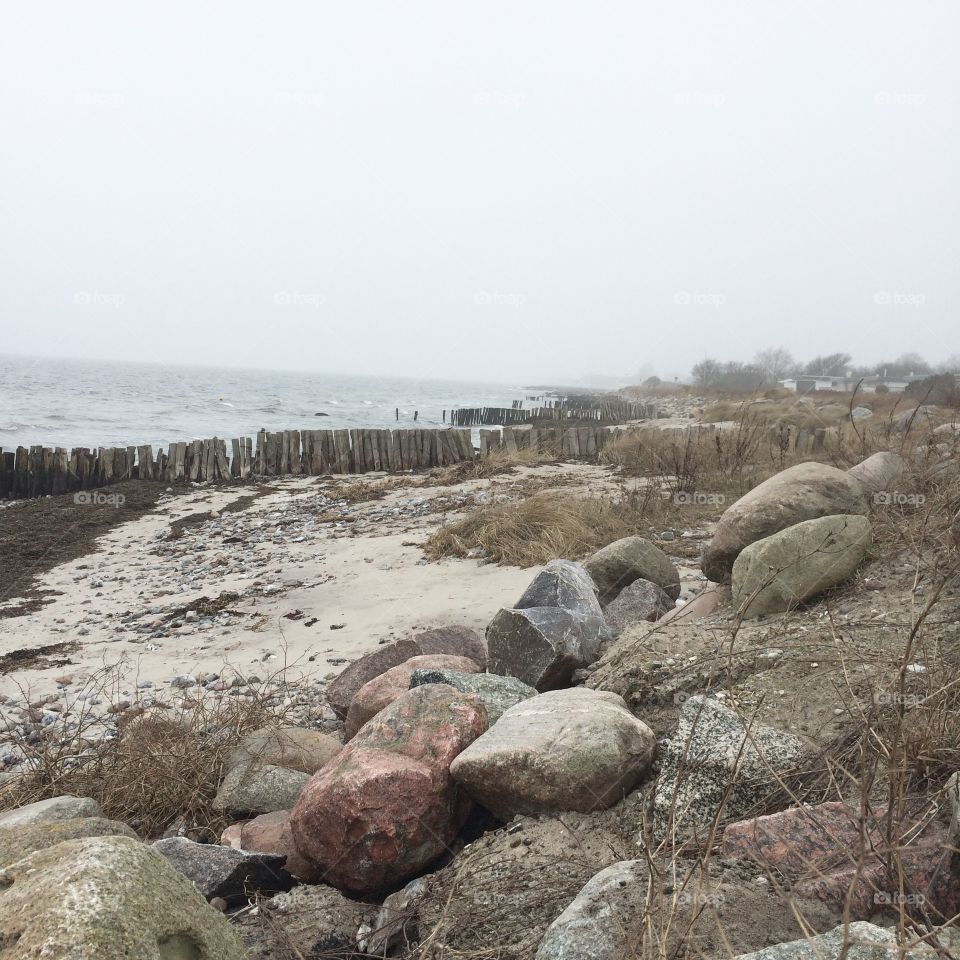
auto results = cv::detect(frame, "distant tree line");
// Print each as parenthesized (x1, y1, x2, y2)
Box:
(687, 350, 960, 390)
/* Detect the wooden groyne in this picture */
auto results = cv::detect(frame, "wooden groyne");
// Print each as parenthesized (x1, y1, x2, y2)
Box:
(450, 398, 658, 427)
(0, 424, 612, 500)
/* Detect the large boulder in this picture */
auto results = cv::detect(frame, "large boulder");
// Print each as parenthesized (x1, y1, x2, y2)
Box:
(413, 625, 488, 667)
(732, 921, 934, 959)
(212, 763, 309, 816)
(226, 726, 341, 776)
(326, 629, 487, 720)
(535, 860, 647, 960)
(893, 405, 938, 432)
(0, 834, 245, 959)
(410, 668, 537, 725)
(234, 883, 373, 960)
(603, 578, 674, 634)
(0, 794, 102, 827)
(325, 638, 422, 719)
(515, 559, 605, 618)
(732, 514, 872, 617)
(486, 607, 603, 691)
(652, 695, 805, 841)
(584, 537, 680, 604)
(154, 836, 291, 904)
(344, 653, 481, 739)
(234, 810, 317, 882)
(722, 802, 958, 919)
(290, 684, 486, 894)
(658, 585, 731, 624)
(487, 560, 608, 691)
(846, 451, 905, 497)
(450, 688, 655, 819)
(0, 817, 137, 870)
(702, 462, 869, 582)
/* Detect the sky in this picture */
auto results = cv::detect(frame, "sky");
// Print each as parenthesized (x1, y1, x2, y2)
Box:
(1, 1, 957, 385)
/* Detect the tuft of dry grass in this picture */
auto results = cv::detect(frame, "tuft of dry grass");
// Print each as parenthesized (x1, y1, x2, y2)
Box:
(0, 673, 284, 840)
(422, 489, 657, 566)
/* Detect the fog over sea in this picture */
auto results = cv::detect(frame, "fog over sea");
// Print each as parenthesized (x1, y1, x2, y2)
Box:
(0, 355, 533, 453)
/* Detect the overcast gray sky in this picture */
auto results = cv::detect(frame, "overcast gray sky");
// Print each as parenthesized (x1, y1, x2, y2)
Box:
(1, 1, 957, 383)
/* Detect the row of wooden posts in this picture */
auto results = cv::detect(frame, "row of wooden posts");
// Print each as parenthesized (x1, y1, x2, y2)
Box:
(0, 424, 615, 500)
(450, 399, 658, 427)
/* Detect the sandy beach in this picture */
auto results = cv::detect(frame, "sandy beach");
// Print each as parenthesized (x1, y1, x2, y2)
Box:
(0, 462, 690, 707)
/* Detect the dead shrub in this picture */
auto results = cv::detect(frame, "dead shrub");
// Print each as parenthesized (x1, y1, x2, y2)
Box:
(422, 489, 657, 567)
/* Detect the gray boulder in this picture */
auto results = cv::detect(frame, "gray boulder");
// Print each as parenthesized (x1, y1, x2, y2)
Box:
(0, 817, 137, 870)
(603, 578, 674, 634)
(0, 834, 245, 959)
(486, 606, 603, 691)
(213, 762, 309, 816)
(154, 837, 291, 904)
(652, 696, 805, 840)
(0, 794, 102, 828)
(584, 537, 680, 604)
(409, 668, 536, 725)
(488, 560, 608, 690)
(702, 462, 869, 583)
(359, 876, 429, 955)
(847, 451, 904, 496)
(226, 726, 341, 776)
(536, 860, 647, 960)
(515, 559, 604, 619)
(732, 514, 872, 617)
(849, 406, 873, 421)
(732, 921, 934, 959)
(450, 688, 656, 818)
(893, 405, 937, 432)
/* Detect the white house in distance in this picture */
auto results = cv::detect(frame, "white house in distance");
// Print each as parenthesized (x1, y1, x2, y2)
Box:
(779, 373, 928, 394)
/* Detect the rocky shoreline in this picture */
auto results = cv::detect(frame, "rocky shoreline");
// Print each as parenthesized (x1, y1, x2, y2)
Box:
(1, 412, 959, 959)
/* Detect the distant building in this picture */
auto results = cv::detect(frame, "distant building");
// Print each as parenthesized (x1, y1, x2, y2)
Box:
(779, 373, 929, 394)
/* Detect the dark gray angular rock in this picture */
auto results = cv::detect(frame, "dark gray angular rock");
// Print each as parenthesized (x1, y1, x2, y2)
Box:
(487, 606, 603, 691)
(515, 560, 604, 621)
(584, 537, 681, 604)
(603, 578, 674, 635)
(409, 669, 536, 725)
(154, 836, 292, 905)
